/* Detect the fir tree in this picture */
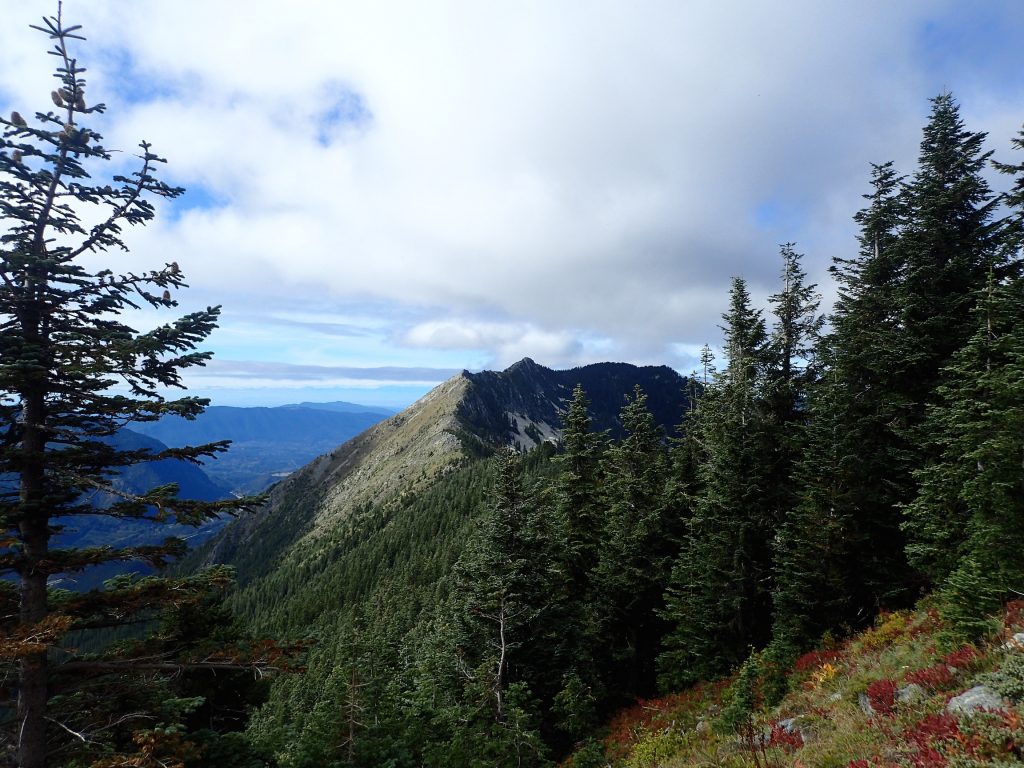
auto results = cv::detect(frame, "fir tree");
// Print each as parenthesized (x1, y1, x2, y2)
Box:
(0, 11, 268, 766)
(590, 385, 671, 698)
(762, 244, 822, 553)
(659, 278, 771, 687)
(445, 448, 551, 767)
(547, 384, 607, 741)
(903, 272, 1024, 639)
(897, 93, 1002, 405)
(551, 384, 606, 601)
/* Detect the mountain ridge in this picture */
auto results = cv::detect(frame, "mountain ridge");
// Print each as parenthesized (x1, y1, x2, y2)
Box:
(200, 358, 691, 592)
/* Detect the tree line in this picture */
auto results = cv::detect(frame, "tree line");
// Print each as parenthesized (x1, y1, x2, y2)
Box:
(245, 93, 1024, 767)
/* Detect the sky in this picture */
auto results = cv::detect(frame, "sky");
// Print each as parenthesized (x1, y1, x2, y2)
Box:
(2, 1, 1023, 408)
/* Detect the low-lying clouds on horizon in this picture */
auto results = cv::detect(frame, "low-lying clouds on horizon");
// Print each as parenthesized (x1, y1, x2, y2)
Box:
(2, 1, 1023, 404)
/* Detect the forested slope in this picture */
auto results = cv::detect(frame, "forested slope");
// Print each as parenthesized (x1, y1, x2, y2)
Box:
(200, 95, 1024, 768)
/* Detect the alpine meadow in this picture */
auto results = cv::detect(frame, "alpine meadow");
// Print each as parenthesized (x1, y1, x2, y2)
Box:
(2, 5, 1024, 768)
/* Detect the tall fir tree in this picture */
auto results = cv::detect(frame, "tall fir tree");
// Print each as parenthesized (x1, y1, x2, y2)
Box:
(551, 384, 606, 604)
(769, 342, 860, 653)
(546, 384, 607, 742)
(590, 385, 671, 698)
(0, 11, 269, 766)
(897, 93, 1002, 413)
(444, 448, 551, 767)
(902, 274, 1024, 639)
(769, 159, 918, 653)
(658, 278, 771, 687)
(902, 122, 1024, 638)
(762, 244, 822, 552)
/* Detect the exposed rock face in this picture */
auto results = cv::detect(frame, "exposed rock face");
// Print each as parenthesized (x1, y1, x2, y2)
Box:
(458, 358, 690, 449)
(202, 358, 690, 586)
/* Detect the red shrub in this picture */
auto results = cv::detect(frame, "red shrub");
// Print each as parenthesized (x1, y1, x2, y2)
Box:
(866, 679, 898, 716)
(904, 713, 962, 748)
(942, 645, 980, 670)
(602, 686, 721, 759)
(767, 724, 804, 751)
(908, 747, 947, 768)
(904, 663, 956, 691)
(1004, 600, 1024, 630)
(794, 649, 842, 672)
(902, 712, 978, 768)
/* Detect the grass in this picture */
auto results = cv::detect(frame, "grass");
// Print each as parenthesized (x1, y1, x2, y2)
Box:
(566, 601, 1024, 768)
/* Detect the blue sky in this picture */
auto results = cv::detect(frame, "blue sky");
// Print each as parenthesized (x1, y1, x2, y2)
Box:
(2, 1, 1023, 408)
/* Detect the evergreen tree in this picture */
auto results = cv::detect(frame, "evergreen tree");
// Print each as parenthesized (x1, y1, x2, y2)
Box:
(903, 275, 1024, 638)
(0, 12, 265, 766)
(590, 386, 671, 698)
(547, 384, 607, 741)
(769, 343, 859, 653)
(762, 244, 822, 552)
(764, 244, 822, 425)
(444, 448, 551, 767)
(551, 384, 606, 602)
(894, 94, 1003, 451)
(659, 278, 771, 687)
(993, 123, 1024, 267)
(902, 124, 1024, 637)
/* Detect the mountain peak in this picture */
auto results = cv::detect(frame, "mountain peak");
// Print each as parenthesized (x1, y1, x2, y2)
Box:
(505, 356, 539, 371)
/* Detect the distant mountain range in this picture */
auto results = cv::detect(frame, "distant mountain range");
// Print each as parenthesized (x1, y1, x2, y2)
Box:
(54, 428, 231, 591)
(51, 400, 394, 590)
(130, 401, 396, 494)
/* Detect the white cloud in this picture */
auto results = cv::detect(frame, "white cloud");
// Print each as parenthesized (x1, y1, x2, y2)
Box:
(2, 0, 1023, 392)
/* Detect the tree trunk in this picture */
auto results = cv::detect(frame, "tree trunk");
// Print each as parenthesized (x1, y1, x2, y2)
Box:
(18, 386, 49, 768)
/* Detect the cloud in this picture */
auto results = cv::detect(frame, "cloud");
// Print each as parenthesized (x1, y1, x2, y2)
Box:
(183, 360, 460, 393)
(2, 0, 1023, 392)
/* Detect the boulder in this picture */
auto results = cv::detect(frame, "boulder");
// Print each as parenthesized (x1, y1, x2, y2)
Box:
(858, 692, 874, 716)
(1001, 632, 1024, 651)
(896, 683, 925, 704)
(946, 685, 1006, 715)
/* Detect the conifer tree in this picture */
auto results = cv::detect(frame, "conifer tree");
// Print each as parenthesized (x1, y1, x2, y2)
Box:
(993, 124, 1024, 262)
(767, 159, 915, 654)
(0, 10, 267, 766)
(590, 385, 671, 697)
(551, 384, 606, 601)
(902, 124, 1024, 638)
(762, 244, 822, 546)
(659, 278, 771, 687)
(547, 384, 606, 741)
(903, 274, 1024, 638)
(769, 343, 858, 653)
(446, 448, 550, 767)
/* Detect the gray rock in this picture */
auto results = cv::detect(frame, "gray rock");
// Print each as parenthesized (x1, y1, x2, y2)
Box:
(858, 692, 874, 716)
(946, 685, 1006, 715)
(776, 717, 799, 734)
(1001, 632, 1024, 651)
(896, 683, 924, 703)
(827, 691, 842, 703)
